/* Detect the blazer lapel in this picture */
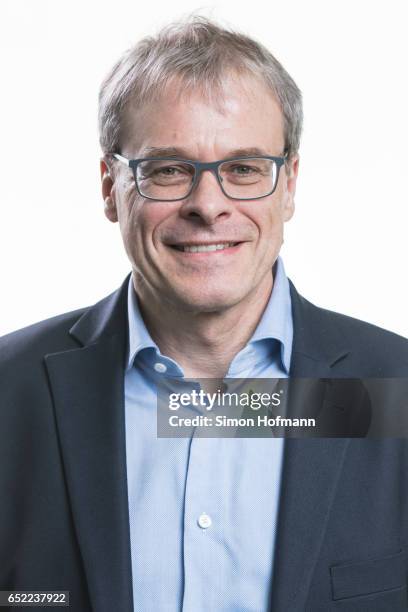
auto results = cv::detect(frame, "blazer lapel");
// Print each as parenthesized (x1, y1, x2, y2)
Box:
(269, 282, 352, 612)
(45, 275, 134, 612)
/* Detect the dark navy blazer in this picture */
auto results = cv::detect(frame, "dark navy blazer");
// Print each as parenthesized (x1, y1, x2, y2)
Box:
(1, 275, 408, 611)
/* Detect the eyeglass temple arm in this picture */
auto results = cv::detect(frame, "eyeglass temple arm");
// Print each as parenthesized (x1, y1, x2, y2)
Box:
(112, 153, 130, 166)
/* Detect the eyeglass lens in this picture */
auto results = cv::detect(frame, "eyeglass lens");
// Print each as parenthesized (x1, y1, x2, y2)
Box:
(135, 158, 278, 200)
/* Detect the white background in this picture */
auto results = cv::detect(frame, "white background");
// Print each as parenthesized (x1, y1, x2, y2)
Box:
(1, 0, 407, 337)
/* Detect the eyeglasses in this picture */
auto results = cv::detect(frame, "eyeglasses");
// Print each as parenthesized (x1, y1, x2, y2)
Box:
(113, 153, 287, 202)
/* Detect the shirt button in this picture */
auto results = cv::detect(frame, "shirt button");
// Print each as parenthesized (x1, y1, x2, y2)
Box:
(154, 362, 167, 373)
(197, 513, 212, 529)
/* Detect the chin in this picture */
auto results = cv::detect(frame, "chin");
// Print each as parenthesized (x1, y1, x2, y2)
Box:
(170, 284, 246, 313)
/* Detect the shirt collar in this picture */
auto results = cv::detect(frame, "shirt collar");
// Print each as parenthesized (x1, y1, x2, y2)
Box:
(126, 278, 157, 371)
(250, 256, 293, 373)
(126, 256, 293, 374)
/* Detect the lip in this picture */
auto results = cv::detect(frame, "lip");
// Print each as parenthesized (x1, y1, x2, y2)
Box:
(166, 241, 245, 256)
(168, 241, 241, 247)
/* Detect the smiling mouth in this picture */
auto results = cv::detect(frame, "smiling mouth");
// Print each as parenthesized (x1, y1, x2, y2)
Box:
(170, 242, 241, 253)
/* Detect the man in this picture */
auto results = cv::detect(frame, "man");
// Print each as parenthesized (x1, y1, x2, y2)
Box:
(1, 17, 408, 612)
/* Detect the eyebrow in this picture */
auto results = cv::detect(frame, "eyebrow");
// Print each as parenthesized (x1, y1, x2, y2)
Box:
(139, 146, 271, 159)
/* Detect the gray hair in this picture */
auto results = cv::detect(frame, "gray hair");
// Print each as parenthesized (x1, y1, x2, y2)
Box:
(98, 16, 303, 159)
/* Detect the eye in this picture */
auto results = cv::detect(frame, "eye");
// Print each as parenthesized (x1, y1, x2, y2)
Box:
(141, 162, 194, 180)
(229, 164, 258, 175)
(154, 165, 185, 176)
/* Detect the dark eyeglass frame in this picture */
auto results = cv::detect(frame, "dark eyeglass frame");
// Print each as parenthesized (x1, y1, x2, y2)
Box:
(112, 153, 287, 201)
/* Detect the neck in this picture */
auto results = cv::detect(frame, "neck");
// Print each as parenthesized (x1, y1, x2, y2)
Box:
(133, 272, 274, 379)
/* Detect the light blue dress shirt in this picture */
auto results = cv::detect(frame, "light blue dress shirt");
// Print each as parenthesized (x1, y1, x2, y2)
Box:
(124, 257, 293, 612)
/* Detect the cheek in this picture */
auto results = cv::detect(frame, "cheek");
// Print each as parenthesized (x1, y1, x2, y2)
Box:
(117, 194, 146, 254)
(122, 199, 174, 253)
(246, 203, 284, 240)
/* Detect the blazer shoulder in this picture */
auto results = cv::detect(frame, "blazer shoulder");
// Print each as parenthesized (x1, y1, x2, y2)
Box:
(315, 300, 407, 348)
(0, 275, 130, 373)
(0, 307, 87, 367)
(294, 287, 408, 374)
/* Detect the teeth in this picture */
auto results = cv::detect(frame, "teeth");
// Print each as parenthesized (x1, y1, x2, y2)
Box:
(181, 243, 235, 253)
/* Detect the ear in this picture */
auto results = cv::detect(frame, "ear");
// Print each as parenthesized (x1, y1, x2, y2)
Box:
(100, 158, 118, 223)
(282, 155, 299, 222)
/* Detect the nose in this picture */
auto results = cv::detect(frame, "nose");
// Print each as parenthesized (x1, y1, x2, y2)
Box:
(178, 168, 234, 225)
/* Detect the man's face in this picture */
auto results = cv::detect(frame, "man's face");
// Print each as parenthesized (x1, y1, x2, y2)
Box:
(101, 75, 298, 313)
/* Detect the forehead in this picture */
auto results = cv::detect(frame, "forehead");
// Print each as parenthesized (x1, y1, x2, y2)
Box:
(121, 74, 286, 158)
